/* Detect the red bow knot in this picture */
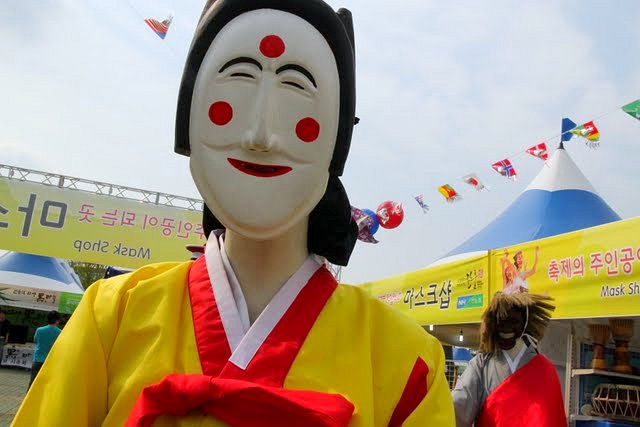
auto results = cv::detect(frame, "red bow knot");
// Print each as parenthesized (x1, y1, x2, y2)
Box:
(126, 374, 355, 427)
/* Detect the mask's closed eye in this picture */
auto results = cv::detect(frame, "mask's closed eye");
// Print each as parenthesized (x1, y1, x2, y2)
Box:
(276, 64, 317, 95)
(230, 71, 255, 79)
(282, 80, 305, 90)
(279, 72, 314, 94)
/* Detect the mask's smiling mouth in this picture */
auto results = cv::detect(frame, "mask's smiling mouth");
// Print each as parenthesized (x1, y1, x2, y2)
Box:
(499, 332, 515, 339)
(227, 158, 292, 177)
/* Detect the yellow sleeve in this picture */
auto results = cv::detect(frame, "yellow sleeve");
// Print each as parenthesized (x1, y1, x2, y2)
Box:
(403, 334, 455, 426)
(12, 282, 109, 426)
(366, 293, 455, 426)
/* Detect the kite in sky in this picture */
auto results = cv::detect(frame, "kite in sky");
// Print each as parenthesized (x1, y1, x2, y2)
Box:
(414, 194, 430, 213)
(462, 173, 488, 191)
(144, 15, 173, 39)
(438, 184, 462, 203)
(491, 159, 517, 180)
(526, 143, 549, 161)
(622, 99, 640, 121)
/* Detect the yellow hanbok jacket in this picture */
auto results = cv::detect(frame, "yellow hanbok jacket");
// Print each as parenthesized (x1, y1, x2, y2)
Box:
(13, 252, 454, 426)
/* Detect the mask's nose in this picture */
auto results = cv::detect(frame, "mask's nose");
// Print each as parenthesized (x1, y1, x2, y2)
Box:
(241, 77, 280, 153)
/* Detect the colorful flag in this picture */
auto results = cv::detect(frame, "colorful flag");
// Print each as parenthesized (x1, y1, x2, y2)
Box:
(437, 184, 462, 202)
(622, 100, 640, 121)
(526, 143, 549, 161)
(570, 120, 600, 147)
(462, 174, 488, 191)
(491, 159, 517, 180)
(414, 195, 430, 213)
(351, 206, 379, 244)
(561, 118, 577, 142)
(144, 15, 173, 39)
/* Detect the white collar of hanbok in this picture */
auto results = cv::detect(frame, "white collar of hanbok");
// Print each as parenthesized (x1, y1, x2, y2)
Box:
(502, 342, 528, 374)
(205, 231, 323, 370)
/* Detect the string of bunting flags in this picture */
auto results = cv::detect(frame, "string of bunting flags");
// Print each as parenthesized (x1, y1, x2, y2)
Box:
(351, 99, 640, 244)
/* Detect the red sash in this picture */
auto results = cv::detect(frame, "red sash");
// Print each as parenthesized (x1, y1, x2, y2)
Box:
(126, 374, 354, 427)
(477, 354, 567, 427)
(126, 256, 354, 427)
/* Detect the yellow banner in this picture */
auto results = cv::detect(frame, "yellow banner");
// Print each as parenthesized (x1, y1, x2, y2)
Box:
(360, 254, 489, 325)
(0, 179, 206, 268)
(490, 218, 640, 319)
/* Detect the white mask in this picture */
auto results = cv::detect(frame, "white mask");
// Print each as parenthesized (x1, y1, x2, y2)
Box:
(189, 9, 340, 240)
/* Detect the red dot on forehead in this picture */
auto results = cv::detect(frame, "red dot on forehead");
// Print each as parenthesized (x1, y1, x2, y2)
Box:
(295, 118, 320, 143)
(209, 101, 233, 126)
(259, 35, 285, 58)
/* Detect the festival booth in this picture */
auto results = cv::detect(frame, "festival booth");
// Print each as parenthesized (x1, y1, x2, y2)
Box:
(362, 217, 640, 425)
(361, 147, 640, 426)
(0, 251, 84, 369)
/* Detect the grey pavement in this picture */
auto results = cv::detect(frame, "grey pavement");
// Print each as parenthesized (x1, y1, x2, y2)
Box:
(0, 368, 29, 427)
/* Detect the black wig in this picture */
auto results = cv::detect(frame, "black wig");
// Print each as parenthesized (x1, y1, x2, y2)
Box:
(176, 0, 358, 266)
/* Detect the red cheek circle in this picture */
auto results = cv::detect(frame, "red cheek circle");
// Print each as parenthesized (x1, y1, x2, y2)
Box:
(295, 118, 320, 143)
(208, 101, 233, 126)
(259, 35, 285, 58)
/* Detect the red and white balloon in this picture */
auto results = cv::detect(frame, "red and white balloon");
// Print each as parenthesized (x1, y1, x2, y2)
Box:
(376, 201, 404, 229)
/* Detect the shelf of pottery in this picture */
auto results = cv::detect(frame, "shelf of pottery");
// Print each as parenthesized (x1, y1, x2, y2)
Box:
(564, 318, 640, 426)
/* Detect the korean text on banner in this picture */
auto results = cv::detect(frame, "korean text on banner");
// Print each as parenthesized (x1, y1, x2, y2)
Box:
(360, 254, 489, 325)
(489, 217, 640, 319)
(0, 285, 59, 311)
(0, 179, 206, 269)
(0, 286, 81, 314)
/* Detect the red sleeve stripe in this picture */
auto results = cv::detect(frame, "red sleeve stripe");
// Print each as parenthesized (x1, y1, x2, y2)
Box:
(388, 357, 429, 427)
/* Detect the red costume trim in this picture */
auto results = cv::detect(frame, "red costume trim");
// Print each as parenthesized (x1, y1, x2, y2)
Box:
(187, 256, 231, 376)
(126, 374, 354, 427)
(218, 265, 338, 386)
(477, 354, 567, 427)
(388, 357, 429, 427)
(127, 258, 352, 426)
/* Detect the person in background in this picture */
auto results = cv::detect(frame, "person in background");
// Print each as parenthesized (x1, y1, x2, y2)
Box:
(29, 310, 62, 390)
(0, 309, 10, 342)
(451, 292, 566, 427)
(0, 310, 10, 358)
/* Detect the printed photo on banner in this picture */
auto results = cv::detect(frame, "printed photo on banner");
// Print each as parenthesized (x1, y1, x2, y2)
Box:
(499, 246, 539, 295)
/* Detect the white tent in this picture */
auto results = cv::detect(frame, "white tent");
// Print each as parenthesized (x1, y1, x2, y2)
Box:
(0, 251, 84, 313)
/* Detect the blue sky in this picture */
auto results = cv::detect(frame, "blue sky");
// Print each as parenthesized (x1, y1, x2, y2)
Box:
(1, 0, 639, 283)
